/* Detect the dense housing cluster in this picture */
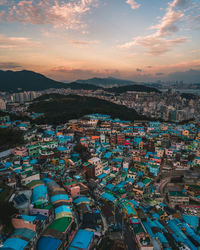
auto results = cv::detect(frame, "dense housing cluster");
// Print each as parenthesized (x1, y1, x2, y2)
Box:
(0, 112, 200, 249)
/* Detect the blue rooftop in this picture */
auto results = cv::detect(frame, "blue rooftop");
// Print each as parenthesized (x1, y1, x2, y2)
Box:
(30, 159, 37, 165)
(73, 196, 90, 205)
(37, 236, 62, 250)
(1, 237, 28, 250)
(69, 229, 94, 249)
(182, 214, 199, 232)
(105, 183, 114, 190)
(44, 130, 54, 135)
(57, 146, 67, 151)
(97, 173, 107, 179)
(103, 152, 112, 159)
(21, 214, 36, 222)
(12, 228, 36, 240)
(32, 185, 47, 204)
(55, 205, 71, 214)
(101, 192, 116, 202)
(4, 162, 12, 168)
(42, 178, 53, 183)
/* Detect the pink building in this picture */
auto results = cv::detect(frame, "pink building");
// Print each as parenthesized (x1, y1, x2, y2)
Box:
(70, 186, 80, 197)
(12, 214, 38, 231)
(150, 157, 161, 164)
(65, 183, 89, 197)
(112, 166, 120, 172)
(30, 203, 53, 217)
(165, 149, 174, 157)
(12, 146, 28, 157)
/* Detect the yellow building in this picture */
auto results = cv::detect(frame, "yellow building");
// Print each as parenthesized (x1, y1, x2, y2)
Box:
(182, 130, 189, 137)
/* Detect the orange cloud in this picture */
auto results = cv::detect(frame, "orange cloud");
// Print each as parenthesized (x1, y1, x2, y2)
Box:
(70, 39, 99, 48)
(119, 0, 198, 55)
(126, 0, 140, 10)
(48, 66, 121, 81)
(2, 0, 98, 30)
(119, 35, 187, 56)
(0, 34, 40, 49)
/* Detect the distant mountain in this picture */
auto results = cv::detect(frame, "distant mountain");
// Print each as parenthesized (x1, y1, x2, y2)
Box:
(0, 70, 160, 93)
(167, 69, 200, 83)
(0, 70, 66, 92)
(75, 77, 160, 92)
(76, 77, 136, 87)
(107, 84, 161, 94)
(29, 94, 147, 125)
(66, 82, 103, 91)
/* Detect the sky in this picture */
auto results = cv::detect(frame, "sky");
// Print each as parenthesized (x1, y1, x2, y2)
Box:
(0, 0, 200, 82)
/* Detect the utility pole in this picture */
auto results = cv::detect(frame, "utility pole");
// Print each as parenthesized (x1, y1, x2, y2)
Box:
(114, 203, 116, 226)
(121, 209, 124, 239)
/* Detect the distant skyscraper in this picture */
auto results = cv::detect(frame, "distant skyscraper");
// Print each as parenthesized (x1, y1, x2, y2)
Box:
(0, 99, 6, 110)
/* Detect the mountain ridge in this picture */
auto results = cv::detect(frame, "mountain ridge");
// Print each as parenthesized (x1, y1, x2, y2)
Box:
(0, 70, 66, 92)
(0, 69, 159, 93)
(76, 76, 136, 87)
(29, 94, 148, 125)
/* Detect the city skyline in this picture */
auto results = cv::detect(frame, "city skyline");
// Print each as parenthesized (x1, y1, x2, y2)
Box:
(0, 0, 200, 82)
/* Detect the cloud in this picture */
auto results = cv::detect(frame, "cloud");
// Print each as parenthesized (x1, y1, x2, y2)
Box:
(0, 11, 5, 19)
(0, 62, 22, 69)
(156, 59, 200, 71)
(126, 0, 140, 10)
(166, 69, 200, 82)
(192, 14, 200, 26)
(119, 0, 193, 55)
(50, 66, 121, 81)
(119, 35, 187, 56)
(170, 0, 189, 8)
(151, 7, 183, 37)
(136, 68, 142, 72)
(70, 39, 99, 47)
(1, 0, 98, 30)
(0, 0, 8, 5)
(150, 0, 191, 37)
(0, 33, 40, 49)
(191, 49, 200, 53)
(126, 68, 200, 83)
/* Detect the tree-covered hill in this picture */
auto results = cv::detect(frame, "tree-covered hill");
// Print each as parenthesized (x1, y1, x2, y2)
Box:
(0, 128, 24, 151)
(0, 70, 66, 92)
(29, 94, 147, 125)
(76, 77, 136, 87)
(107, 84, 161, 94)
(67, 82, 103, 91)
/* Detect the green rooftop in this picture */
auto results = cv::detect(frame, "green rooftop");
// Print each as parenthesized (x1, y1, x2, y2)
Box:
(23, 170, 39, 178)
(12, 165, 21, 169)
(27, 180, 44, 188)
(34, 203, 52, 210)
(188, 185, 200, 190)
(169, 191, 187, 197)
(129, 167, 136, 172)
(142, 178, 152, 185)
(48, 217, 72, 233)
(133, 224, 145, 234)
(23, 165, 32, 170)
(64, 181, 78, 187)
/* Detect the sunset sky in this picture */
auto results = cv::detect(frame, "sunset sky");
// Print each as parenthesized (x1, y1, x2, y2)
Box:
(0, 0, 200, 82)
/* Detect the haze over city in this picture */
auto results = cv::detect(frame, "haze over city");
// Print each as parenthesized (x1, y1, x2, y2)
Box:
(0, 0, 200, 82)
